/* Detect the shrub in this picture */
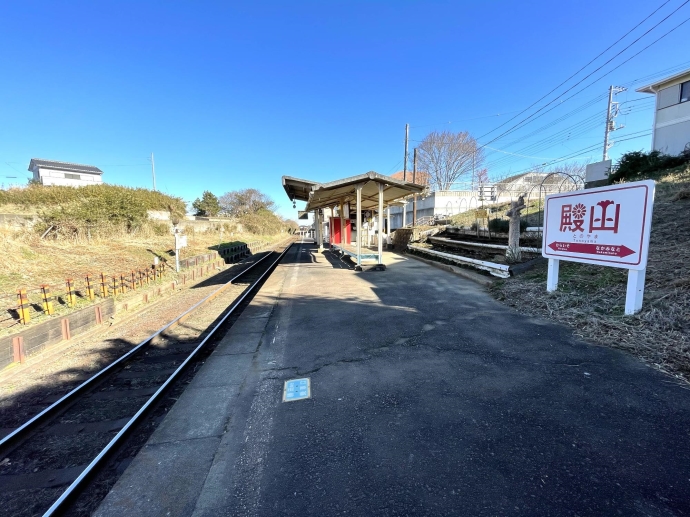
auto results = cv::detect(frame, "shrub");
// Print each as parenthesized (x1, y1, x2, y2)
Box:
(608, 150, 690, 184)
(488, 218, 528, 233)
(0, 184, 186, 238)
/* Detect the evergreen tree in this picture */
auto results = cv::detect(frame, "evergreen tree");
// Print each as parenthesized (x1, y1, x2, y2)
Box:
(192, 191, 221, 216)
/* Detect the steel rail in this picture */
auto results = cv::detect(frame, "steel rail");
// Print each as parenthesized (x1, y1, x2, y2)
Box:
(42, 242, 293, 516)
(0, 246, 281, 454)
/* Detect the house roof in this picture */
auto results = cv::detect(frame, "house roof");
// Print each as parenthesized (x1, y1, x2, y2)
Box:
(389, 170, 430, 184)
(636, 67, 690, 94)
(28, 159, 103, 175)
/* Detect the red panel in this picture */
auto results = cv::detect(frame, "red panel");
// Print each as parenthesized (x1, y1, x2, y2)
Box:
(329, 217, 351, 245)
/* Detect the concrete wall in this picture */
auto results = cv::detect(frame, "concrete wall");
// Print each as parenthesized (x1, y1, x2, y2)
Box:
(35, 167, 103, 187)
(655, 120, 690, 156)
(652, 73, 690, 156)
(388, 191, 479, 229)
(0, 213, 38, 229)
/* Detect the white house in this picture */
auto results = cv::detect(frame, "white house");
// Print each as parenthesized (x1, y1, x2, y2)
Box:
(636, 68, 690, 156)
(28, 159, 104, 186)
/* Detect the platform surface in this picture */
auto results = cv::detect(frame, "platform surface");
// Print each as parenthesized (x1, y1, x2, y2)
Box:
(95, 241, 690, 517)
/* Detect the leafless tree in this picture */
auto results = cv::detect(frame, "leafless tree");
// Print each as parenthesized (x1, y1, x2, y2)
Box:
(219, 188, 276, 217)
(416, 131, 484, 191)
(535, 160, 588, 186)
(474, 167, 489, 185)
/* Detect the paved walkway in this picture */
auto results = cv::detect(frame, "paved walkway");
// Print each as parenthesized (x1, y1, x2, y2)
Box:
(95, 242, 690, 517)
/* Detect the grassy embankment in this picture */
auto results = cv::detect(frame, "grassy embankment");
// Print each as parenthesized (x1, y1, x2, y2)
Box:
(0, 184, 288, 328)
(491, 163, 690, 380)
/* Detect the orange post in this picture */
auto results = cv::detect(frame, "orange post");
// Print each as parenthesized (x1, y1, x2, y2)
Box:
(85, 275, 95, 301)
(112, 276, 119, 296)
(40, 284, 55, 315)
(120, 273, 127, 294)
(131, 270, 137, 290)
(16, 289, 31, 324)
(65, 279, 77, 307)
(100, 273, 109, 298)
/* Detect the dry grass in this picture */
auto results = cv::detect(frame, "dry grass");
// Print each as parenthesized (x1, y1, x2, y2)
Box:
(491, 164, 690, 381)
(0, 226, 284, 296)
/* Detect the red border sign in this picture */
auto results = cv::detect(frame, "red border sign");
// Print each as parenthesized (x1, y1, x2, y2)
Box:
(542, 180, 654, 270)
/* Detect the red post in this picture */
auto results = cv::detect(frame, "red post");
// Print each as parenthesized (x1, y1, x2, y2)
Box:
(12, 336, 26, 363)
(61, 318, 71, 340)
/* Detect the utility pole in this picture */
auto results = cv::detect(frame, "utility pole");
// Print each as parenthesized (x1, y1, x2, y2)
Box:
(151, 152, 157, 191)
(413, 148, 417, 226)
(403, 123, 409, 181)
(603, 86, 626, 161)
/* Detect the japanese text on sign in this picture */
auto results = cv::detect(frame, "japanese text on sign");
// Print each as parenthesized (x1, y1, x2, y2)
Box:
(542, 180, 654, 269)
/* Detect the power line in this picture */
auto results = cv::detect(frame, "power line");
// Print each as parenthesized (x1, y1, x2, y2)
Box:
(476, 0, 676, 142)
(478, 0, 690, 149)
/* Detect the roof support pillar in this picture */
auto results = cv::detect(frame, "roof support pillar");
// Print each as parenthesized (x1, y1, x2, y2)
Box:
(339, 198, 345, 246)
(355, 184, 362, 271)
(377, 182, 385, 268)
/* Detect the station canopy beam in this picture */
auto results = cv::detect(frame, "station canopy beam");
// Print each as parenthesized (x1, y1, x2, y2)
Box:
(282, 171, 426, 269)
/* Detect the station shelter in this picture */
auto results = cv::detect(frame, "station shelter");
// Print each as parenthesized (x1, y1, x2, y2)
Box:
(282, 171, 425, 270)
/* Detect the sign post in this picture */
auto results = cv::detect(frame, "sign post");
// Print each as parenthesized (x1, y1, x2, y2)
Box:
(542, 180, 655, 315)
(174, 231, 188, 273)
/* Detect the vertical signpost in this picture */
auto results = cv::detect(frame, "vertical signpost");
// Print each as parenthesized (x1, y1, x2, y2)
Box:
(174, 231, 188, 272)
(542, 180, 655, 315)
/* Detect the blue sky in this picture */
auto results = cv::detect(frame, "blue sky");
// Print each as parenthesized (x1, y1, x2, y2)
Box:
(1, 0, 688, 219)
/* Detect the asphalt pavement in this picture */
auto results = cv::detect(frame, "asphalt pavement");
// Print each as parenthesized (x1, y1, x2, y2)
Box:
(96, 241, 690, 517)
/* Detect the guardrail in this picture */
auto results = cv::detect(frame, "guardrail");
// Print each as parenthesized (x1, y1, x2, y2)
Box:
(427, 236, 541, 254)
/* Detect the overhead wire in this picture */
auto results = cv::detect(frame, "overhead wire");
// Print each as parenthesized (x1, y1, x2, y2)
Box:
(478, 0, 690, 149)
(475, 0, 677, 142)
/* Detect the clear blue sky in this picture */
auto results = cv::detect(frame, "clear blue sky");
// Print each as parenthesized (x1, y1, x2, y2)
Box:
(1, 0, 688, 219)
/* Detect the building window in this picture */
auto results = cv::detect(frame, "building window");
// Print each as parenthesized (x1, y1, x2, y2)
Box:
(681, 80, 690, 103)
(64, 173, 81, 180)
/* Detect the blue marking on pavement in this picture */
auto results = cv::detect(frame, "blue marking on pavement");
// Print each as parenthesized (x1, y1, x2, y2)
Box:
(283, 378, 311, 402)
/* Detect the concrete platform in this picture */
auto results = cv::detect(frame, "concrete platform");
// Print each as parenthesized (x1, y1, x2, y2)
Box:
(95, 242, 690, 517)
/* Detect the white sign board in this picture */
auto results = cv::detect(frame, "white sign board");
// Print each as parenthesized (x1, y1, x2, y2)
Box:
(541, 180, 655, 315)
(585, 160, 612, 183)
(542, 180, 654, 269)
(175, 234, 188, 249)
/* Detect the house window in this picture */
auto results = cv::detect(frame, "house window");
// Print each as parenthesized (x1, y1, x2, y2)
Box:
(64, 173, 81, 180)
(681, 80, 690, 103)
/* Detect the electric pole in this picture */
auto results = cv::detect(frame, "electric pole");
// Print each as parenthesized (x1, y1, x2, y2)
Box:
(151, 152, 157, 191)
(403, 123, 409, 181)
(413, 148, 417, 226)
(603, 86, 626, 161)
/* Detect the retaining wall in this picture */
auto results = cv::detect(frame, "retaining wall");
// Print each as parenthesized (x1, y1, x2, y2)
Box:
(0, 298, 115, 370)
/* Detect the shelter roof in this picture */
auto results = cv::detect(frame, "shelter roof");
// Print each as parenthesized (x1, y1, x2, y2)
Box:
(282, 176, 320, 202)
(293, 171, 425, 212)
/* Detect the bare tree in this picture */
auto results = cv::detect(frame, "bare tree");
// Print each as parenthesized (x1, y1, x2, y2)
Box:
(474, 167, 489, 185)
(416, 131, 484, 191)
(535, 160, 588, 186)
(219, 188, 276, 217)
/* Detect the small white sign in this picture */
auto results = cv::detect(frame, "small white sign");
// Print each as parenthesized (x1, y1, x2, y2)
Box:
(542, 180, 655, 270)
(175, 234, 188, 249)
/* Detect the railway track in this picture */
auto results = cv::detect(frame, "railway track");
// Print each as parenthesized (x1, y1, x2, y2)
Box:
(0, 242, 293, 516)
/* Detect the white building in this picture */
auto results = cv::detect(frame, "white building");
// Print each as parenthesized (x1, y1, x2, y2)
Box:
(637, 68, 690, 156)
(28, 159, 104, 186)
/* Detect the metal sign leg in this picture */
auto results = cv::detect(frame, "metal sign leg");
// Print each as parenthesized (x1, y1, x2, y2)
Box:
(625, 268, 646, 315)
(546, 258, 560, 292)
